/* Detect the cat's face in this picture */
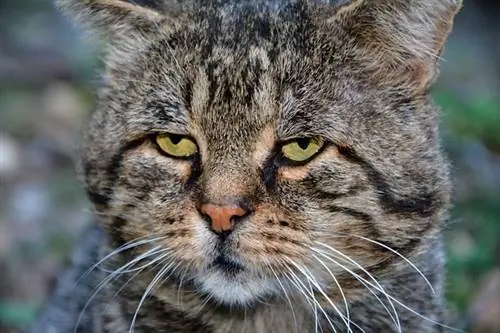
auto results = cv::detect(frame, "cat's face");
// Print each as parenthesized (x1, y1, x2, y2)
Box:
(66, 0, 460, 307)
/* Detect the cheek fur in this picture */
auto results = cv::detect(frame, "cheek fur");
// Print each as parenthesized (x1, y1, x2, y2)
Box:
(100, 144, 199, 242)
(266, 151, 393, 272)
(235, 204, 311, 268)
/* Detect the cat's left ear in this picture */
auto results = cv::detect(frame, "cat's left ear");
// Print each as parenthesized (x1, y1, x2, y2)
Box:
(56, 0, 180, 45)
(319, 0, 462, 92)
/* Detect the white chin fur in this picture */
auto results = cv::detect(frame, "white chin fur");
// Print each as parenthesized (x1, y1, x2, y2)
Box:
(195, 271, 276, 306)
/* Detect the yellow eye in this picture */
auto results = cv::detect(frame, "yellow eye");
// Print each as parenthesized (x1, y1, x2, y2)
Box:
(156, 134, 198, 158)
(281, 138, 324, 162)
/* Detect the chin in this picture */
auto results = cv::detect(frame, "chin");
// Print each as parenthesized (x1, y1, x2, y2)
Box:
(193, 269, 277, 307)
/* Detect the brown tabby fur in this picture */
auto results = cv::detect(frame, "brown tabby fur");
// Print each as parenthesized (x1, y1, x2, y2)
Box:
(56, 0, 462, 332)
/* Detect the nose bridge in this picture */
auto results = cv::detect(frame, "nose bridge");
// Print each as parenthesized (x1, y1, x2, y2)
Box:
(199, 156, 256, 234)
(202, 157, 255, 203)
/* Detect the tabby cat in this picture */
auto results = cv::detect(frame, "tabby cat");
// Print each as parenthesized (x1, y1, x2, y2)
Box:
(54, 0, 462, 332)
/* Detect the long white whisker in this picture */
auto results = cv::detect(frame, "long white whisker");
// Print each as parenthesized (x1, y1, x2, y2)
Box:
(108, 250, 172, 303)
(311, 254, 353, 333)
(129, 261, 180, 333)
(109, 268, 145, 302)
(284, 266, 337, 333)
(305, 275, 320, 333)
(313, 242, 401, 332)
(105, 256, 173, 315)
(176, 264, 190, 310)
(287, 259, 352, 332)
(314, 242, 462, 332)
(312, 247, 398, 333)
(267, 262, 299, 333)
(120, 250, 171, 273)
(333, 233, 435, 295)
(74, 246, 167, 333)
(76, 236, 167, 285)
(196, 292, 214, 316)
(98, 247, 167, 274)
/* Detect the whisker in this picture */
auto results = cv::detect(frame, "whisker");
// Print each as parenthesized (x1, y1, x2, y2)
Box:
(76, 236, 167, 285)
(74, 247, 163, 333)
(175, 263, 191, 310)
(311, 254, 354, 333)
(266, 261, 299, 333)
(129, 261, 180, 333)
(104, 257, 173, 314)
(283, 265, 338, 333)
(108, 250, 173, 303)
(97, 247, 168, 274)
(197, 292, 214, 316)
(313, 242, 401, 332)
(287, 259, 352, 332)
(313, 242, 462, 332)
(332, 233, 436, 295)
(109, 268, 145, 302)
(305, 276, 320, 333)
(312, 246, 399, 333)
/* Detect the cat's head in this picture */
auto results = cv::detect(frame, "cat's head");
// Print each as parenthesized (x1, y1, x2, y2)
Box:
(59, 0, 461, 307)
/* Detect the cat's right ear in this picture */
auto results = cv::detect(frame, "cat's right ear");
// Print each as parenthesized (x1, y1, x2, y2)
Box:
(316, 0, 462, 93)
(56, 0, 180, 44)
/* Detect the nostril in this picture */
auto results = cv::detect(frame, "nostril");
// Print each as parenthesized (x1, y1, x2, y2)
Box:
(200, 211, 212, 223)
(230, 210, 250, 224)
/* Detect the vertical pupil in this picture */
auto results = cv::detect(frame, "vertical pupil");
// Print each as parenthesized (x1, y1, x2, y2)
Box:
(296, 138, 310, 150)
(169, 134, 183, 145)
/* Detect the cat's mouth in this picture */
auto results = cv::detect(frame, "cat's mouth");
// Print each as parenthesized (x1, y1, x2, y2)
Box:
(211, 254, 244, 274)
(194, 255, 275, 307)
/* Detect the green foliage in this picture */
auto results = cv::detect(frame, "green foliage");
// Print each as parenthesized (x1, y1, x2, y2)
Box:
(0, 302, 40, 329)
(445, 191, 500, 311)
(435, 91, 500, 151)
(434, 88, 500, 314)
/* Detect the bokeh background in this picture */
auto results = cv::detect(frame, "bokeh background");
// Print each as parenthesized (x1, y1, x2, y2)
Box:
(0, 1, 499, 332)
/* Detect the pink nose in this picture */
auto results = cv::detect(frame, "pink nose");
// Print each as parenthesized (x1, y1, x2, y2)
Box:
(199, 203, 248, 233)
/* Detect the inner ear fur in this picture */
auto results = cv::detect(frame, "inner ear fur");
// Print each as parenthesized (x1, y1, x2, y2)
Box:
(323, 0, 463, 92)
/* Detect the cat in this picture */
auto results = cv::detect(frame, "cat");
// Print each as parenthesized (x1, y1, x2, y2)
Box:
(49, 0, 462, 332)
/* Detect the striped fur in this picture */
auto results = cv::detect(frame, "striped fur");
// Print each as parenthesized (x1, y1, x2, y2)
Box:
(56, 0, 462, 332)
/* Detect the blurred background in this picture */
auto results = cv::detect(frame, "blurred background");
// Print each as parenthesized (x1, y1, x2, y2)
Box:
(0, 1, 499, 332)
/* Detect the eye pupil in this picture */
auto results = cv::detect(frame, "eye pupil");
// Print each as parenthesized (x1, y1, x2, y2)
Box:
(280, 137, 324, 163)
(169, 134, 183, 145)
(296, 138, 310, 150)
(155, 134, 198, 158)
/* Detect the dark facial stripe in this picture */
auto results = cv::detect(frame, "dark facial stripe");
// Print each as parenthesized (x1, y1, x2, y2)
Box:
(205, 62, 218, 107)
(86, 189, 110, 207)
(311, 184, 364, 201)
(338, 146, 440, 218)
(184, 154, 203, 190)
(84, 138, 146, 207)
(358, 236, 439, 281)
(183, 79, 193, 111)
(261, 148, 280, 192)
(106, 138, 146, 192)
(110, 216, 127, 247)
(325, 204, 372, 223)
(325, 204, 382, 242)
